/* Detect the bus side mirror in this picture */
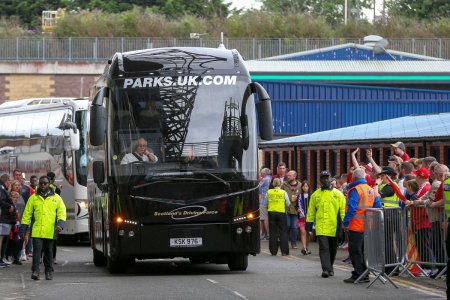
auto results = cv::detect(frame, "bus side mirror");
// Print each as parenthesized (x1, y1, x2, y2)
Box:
(252, 82, 273, 141)
(90, 87, 108, 146)
(93, 161, 105, 185)
(70, 129, 80, 151)
(256, 100, 273, 141)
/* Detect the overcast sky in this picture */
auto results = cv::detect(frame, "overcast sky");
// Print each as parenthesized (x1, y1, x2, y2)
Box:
(226, 0, 262, 10)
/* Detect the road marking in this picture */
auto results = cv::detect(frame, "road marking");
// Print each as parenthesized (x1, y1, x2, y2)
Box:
(261, 249, 446, 297)
(62, 260, 69, 266)
(55, 283, 88, 286)
(206, 278, 249, 299)
(206, 279, 218, 284)
(60, 248, 75, 252)
(233, 291, 249, 300)
(20, 274, 25, 290)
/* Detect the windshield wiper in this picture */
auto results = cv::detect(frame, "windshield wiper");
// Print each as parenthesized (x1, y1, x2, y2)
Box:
(131, 172, 208, 191)
(191, 170, 231, 190)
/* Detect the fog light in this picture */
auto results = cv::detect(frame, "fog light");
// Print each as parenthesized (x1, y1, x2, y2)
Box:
(245, 226, 252, 233)
(119, 230, 125, 236)
(128, 230, 135, 237)
(236, 227, 243, 234)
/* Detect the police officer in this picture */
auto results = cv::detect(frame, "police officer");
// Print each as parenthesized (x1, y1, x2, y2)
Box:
(306, 170, 346, 278)
(21, 176, 66, 281)
(267, 178, 290, 256)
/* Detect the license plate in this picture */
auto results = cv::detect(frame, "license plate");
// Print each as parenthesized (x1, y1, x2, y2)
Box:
(170, 237, 202, 247)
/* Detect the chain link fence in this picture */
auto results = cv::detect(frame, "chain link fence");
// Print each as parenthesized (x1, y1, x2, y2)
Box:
(0, 37, 449, 61)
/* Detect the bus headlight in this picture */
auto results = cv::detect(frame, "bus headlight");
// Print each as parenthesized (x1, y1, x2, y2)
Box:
(232, 212, 258, 223)
(78, 200, 88, 209)
(245, 226, 252, 233)
(236, 227, 243, 235)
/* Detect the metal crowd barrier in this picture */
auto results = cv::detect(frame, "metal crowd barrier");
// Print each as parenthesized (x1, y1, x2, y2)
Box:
(383, 207, 409, 277)
(404, 203, 447, 279)
(359, 208, 398, 288)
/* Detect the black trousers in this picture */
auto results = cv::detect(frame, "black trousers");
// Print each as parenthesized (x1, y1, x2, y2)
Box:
(32, 238, 54, 273)
(268, 212, 289, 256)
(317, 235, 337, 272)
(348, 230, 365, 278)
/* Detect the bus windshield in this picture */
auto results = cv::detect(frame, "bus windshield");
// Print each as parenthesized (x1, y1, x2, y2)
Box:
(75, 109, 89, 187)
(108, 75, 258, 198)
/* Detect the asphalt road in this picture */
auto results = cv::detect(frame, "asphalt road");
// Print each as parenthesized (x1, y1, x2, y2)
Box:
(0, 241, 446, 300)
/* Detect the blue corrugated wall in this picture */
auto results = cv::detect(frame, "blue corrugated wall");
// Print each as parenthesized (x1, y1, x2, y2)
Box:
(258, 82, 450, 135)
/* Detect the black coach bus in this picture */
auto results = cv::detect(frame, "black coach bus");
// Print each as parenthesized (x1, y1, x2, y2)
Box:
(88, 46, 273, 273)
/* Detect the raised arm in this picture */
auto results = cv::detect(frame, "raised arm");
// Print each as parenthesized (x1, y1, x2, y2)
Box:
(351, 148, 360, 169)
(366, 148, 381, 174)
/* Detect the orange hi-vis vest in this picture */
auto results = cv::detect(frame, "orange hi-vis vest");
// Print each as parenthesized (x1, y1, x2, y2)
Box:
(346, 184, 375, 232)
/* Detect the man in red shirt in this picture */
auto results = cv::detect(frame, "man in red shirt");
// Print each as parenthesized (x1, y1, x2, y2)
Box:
(391, 141, 410, 162)
(272, 162, 288, 184)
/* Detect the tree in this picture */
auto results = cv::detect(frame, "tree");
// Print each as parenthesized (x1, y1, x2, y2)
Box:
(387, 0, 450, 20)
(0, 0, 60, 28)
(262, 0, 372, 25)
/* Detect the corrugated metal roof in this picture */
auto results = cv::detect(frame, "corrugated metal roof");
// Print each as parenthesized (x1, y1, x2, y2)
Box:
(260, 43, 443, 61)
(247, 60, 450, 74)
(261, 113, 450, 146)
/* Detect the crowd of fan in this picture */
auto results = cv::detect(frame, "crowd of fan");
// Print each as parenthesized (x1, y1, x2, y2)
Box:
(259, 141, 448, 279)
(0, 170, 61, 269)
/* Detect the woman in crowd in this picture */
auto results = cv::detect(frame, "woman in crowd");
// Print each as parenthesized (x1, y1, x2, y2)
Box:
(298, 181, 312, 255)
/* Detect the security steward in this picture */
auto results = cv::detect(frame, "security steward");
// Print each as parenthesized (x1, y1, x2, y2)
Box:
(306, 170, 346, 278)
(374, 166, 399, 208)
(374, 166, 400, 275)
(21, 176, 66, 281)
(267, 178, 290, 256)
(343, 167, 381, 283)
(443, 176, 450, 297)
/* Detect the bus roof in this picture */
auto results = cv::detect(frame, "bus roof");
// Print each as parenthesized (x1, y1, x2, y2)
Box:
(0, 97, 89, 113)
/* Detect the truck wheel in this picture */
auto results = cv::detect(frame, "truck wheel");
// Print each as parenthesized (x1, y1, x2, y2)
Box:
(228, 254, 248, 271)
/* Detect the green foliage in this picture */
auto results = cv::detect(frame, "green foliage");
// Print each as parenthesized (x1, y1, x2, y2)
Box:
(262, 0, 373, 25)
(0, 17, 26, 38)
(387, 0, 450, 20)
(0, 0, 60, 28)
(0, 0, 449, 39)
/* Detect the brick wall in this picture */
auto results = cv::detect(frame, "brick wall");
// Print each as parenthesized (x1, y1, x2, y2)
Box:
(1, 74, 99, 101)
(53, 75, 98, 97)
(6, 75, 54, 100)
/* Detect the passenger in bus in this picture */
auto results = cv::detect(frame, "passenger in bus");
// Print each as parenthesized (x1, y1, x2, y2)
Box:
(138, 100, 161, 130)
(121, 137, 158, 164)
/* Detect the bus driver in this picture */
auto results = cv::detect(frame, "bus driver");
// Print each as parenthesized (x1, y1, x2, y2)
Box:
(121, 138, 158, 164)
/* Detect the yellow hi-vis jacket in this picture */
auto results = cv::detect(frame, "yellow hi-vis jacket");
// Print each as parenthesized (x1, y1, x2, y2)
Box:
(21, 190, 66, 239)
(267, 188, 287, 213)
(306, 188, 346, 237)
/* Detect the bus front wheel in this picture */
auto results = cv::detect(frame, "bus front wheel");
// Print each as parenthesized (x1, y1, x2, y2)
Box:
(93, 248, 107, 266)
(107, 257, 128, 274)
(227, 254, 248, 271)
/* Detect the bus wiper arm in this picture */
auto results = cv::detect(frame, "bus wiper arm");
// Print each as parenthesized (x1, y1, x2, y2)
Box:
(194, 171, 230, 190)
(132, 172, 208, 191)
